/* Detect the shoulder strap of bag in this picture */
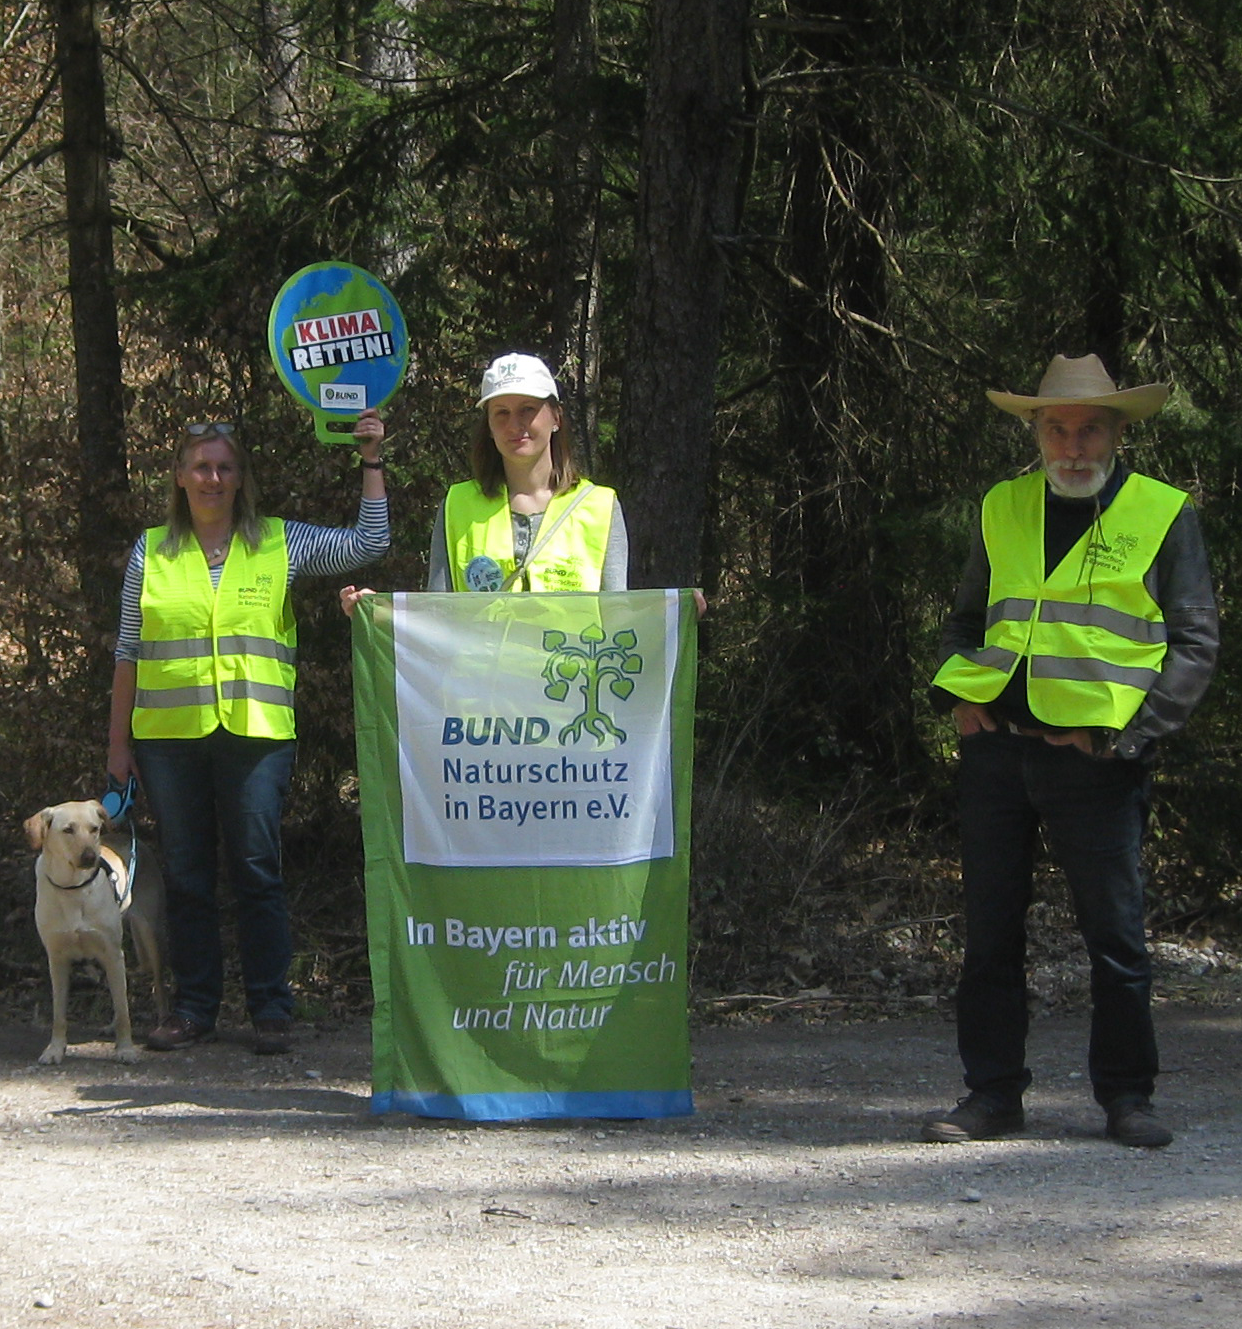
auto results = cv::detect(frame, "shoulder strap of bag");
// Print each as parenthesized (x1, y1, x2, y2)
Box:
(501, 482, 597, 591)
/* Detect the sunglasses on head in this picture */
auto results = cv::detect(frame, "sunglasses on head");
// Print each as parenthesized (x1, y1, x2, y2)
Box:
(186, 421, 235, 436)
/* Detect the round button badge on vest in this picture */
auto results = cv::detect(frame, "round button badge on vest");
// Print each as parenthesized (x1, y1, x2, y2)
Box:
(465, 556, 504, 592)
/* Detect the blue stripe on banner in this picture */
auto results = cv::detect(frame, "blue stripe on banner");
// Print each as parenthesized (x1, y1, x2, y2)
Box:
(370, 1088, 695, 1121)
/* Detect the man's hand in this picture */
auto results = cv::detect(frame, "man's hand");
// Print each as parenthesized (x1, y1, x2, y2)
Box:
(952, 701, 997, 737)
(1042, 728, 1110, 758)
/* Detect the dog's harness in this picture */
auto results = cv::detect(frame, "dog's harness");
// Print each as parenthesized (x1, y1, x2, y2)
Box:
(103, 856, 132, 911)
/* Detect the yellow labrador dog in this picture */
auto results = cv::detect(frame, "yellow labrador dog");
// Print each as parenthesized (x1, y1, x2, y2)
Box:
(26, 800, 168, 1065)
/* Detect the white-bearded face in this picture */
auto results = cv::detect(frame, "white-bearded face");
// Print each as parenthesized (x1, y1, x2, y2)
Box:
(1034, 404, 1125, 499)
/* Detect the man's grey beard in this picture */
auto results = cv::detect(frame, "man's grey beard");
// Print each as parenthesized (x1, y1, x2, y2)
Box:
(1044, 455, 1115, 499)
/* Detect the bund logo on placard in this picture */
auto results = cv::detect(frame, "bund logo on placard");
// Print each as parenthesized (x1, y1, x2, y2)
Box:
(541, 625, 643, 746)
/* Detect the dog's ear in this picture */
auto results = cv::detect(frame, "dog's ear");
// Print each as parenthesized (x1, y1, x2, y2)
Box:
(91, 799, 113, 831)
(24, 809, 53, 850)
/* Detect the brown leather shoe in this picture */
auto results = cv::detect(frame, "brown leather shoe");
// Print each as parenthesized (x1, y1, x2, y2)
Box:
(147, 1013, 215, 1051)
(253, 1018, 293, 1056)
(1105, 1097, 1173, 1148)
(921, 1092, 1025, 1143)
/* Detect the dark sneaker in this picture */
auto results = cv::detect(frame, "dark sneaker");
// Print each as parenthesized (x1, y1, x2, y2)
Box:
(1105, 1097, 1173, 1148)
(147, 1013, 215, 1052)
(253, 1018, 293, 1056)
(921, 1093, 1025, 1143)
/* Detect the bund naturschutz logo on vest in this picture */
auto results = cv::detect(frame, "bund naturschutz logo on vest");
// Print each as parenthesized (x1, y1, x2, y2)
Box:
(1084, 530, 1139, 575)
(236, 571, 276, 609)
(391, 595, 678, 869)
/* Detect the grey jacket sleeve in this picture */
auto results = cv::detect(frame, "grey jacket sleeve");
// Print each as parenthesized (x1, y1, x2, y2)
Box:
(936, 520, 990, 669)
(601, 497, 629, 591)
(1116, 503, 1219, 759)
(425, 501, 451, 591)
(929, 518, 991, 713)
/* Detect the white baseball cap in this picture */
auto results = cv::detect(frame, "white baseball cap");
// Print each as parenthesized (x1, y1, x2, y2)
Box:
(477, 353, 559, 407)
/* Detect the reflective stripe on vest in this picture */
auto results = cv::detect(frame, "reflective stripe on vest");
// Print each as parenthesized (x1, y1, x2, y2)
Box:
(444, 481, 615, 592)
(137, 635, 298, 663)
(932, 471, 1187, 728)
(133, 519, 297, 740)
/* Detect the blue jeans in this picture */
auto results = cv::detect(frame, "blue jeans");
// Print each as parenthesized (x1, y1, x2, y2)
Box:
(135, 730, 297, 1028)
(955, 729, 1156, 1109)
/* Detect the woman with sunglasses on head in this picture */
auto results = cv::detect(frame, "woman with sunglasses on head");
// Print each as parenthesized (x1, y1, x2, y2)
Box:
(107, 411, 389, 1055)
(342, 353, 627, 614)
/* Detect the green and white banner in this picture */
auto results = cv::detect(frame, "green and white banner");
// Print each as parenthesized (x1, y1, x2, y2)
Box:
(353, 590, 697, 1120)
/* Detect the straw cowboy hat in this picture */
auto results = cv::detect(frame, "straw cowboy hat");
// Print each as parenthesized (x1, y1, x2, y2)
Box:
(986, 354, 1169, 423)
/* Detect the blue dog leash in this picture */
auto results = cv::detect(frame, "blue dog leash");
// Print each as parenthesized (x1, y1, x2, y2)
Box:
(100, 774, 139, 911)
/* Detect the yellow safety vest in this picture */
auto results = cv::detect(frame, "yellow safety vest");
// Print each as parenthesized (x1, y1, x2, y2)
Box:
(133, 519, 297, 740)
(933, 472, 1187, 728)
(444, 480, 615, 592)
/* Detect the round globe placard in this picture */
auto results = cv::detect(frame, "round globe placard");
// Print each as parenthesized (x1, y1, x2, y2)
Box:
(267, 262, 409, 444)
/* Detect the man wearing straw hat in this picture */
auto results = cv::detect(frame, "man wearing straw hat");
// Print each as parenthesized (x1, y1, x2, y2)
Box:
(924, 353, 1218, 1148)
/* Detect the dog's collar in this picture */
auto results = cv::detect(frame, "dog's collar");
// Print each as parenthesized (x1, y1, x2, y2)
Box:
(47, 862, 105, 892)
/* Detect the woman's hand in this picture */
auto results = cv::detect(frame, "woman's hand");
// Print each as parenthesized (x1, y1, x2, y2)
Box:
(340, 584, 377, 618)
(107, 740, 139, 786)
(353, 408, 385, 463)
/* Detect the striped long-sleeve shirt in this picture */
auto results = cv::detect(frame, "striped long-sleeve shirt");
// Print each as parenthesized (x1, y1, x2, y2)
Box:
(114, 497, 389, 663)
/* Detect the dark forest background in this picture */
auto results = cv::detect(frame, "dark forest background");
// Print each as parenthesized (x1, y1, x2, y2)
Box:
(3, 0, 1241, 1018)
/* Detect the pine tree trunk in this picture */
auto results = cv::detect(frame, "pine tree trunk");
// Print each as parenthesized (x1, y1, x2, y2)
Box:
(552, 0, 603, 473)
(50, 0, 129, 641)
(768, 1, 923, 779)
(617, 0, 749, 590)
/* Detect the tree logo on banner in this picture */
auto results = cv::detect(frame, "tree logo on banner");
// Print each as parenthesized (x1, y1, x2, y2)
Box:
(541, 625, 644, 745)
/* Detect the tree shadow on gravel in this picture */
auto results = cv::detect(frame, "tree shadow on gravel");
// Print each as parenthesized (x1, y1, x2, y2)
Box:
(53, 1082, 370, 1125)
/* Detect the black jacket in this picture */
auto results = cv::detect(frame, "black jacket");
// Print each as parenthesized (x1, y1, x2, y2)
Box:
(934, 464, 1219, 760)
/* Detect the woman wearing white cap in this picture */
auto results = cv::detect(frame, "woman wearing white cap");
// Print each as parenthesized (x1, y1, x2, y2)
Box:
(343, 352, 627, 606)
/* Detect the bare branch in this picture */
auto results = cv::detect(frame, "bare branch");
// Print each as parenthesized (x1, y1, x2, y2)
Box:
(0, 67, 58, 173)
